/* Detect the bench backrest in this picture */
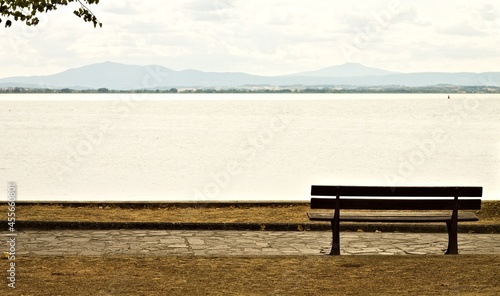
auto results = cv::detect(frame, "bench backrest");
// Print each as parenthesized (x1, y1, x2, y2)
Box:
(310, 186, 482, 210)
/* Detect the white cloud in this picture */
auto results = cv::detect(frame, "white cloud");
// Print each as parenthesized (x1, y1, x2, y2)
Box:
(100, 1, 138, 15)
(478, 3, 499, 21)
(437, 21, 489, 36)
(0, 0, 499, 78)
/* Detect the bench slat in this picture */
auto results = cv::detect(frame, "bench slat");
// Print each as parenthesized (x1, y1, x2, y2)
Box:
(311, 186, 482, 197)
(310, 198, 482, 210)
(307, 211, 479, 222)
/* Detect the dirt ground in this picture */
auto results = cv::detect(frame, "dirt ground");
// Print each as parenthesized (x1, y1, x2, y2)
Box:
(2, 255, 499, 295)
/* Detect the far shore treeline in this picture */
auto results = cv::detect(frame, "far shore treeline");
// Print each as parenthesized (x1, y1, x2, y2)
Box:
(1, 85, 500, 94)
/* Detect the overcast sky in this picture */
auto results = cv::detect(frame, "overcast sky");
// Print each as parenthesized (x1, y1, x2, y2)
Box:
(1, 0, 499, 78)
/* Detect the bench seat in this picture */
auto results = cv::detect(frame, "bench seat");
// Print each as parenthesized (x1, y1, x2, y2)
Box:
(307, 211, 479, 223)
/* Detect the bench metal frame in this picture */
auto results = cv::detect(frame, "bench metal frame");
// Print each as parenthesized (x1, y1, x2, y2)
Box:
(309, 186, 483, 255)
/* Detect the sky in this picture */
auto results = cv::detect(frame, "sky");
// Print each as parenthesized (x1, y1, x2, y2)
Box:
(1, 0, 499, 78)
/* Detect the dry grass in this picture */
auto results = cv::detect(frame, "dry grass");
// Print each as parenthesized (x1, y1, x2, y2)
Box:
(2, 201, 499, 223)
(1, 202, 498, 295)
(2, 255, 499, 295)
(4, 204, 313, 223)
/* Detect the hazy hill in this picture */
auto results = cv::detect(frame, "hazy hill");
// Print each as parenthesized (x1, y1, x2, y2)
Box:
(289, 62, 397, 77)
(1, 61, 498, 89)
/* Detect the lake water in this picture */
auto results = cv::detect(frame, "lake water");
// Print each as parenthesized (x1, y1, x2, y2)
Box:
(1, 93, 499, 201)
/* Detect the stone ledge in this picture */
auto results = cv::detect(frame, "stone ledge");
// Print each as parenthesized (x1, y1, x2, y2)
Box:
(3, 221, 498, 233)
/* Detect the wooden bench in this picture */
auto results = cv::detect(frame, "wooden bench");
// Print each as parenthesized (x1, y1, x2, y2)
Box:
(307, 186, 482, 255)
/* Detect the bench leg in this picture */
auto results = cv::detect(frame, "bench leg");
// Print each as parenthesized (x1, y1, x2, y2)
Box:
(445, 221, 458, 255)
(330, 220, 340, 255)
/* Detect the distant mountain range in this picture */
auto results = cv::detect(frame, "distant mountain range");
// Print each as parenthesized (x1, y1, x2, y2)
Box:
(1, 61, 499, 90)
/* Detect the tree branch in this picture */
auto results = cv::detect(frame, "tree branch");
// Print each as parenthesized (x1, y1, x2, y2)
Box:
(0, 0, 102, 28)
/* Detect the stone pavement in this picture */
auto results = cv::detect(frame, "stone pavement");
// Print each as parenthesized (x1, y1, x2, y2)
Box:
(3, 230, 500, 256)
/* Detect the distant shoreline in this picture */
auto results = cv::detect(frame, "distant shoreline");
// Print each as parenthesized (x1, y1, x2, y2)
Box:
(1, 85, 500, 94)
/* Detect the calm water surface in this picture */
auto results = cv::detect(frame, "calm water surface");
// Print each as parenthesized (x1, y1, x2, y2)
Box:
(1, 93, 499, 201)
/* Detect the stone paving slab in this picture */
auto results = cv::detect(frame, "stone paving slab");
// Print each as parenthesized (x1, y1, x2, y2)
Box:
(3, 230, 500, 257)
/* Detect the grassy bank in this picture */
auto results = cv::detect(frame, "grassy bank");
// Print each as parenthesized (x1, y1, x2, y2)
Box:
(1, 201, 499, 223)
